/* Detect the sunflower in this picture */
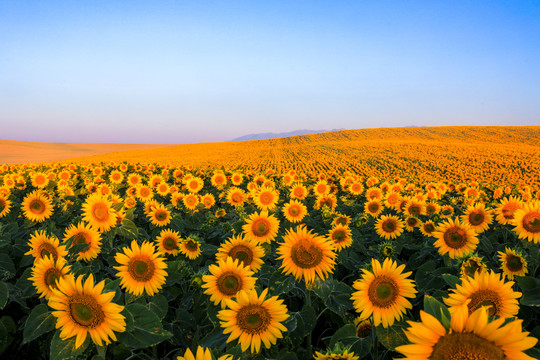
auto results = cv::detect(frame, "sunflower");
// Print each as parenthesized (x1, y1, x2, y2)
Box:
(419, 220, 437, 237)
(444, 270, 521, 318)
(242, 210, 280, 244)
(25, 230, 68, 263)
(497, 247, 528, 280)
(354, 317, 372, 338)
(148, 203, 172, 227)
(351, 258, 417, 328)
(403, 199, 426, 217)
(276, 225, 336, 284)
(425, 202, 440, 216)
(63, 222, 102, 261)
(384, 191, 401, 210)
(48, 274, 126, 348)
(176, 346, 213, 360)
(348, 181, 364, 196)
(0, 195, 11, 217)
(211, 173, 227, 188)
(459, 255, 487, 278)
(231, 172, 244, 186)
(432, 218, 478, 259)
(290, 183, 308, 200)
(215, 208, 226, 218)
(200, 193, 216, 208)
(108, 170, 124, 184)
(226, 187, 246, 207)
(461, 203, 493, 233)
(183, 194, 200, 211)
(332, 214, 351, 227)
(511, 201, 540, 243)
(179, 237, 202, 259)
(29, 255, 71, 299)
(313, 349, 359, 360)
(155, 229, 182, 256)
(81, 194, 117, 232)
(282, 200, 307, 223)
(202, 257, 257, 308)
(440, 205, 454, 218)
(253, 186, 279, 211)
(216, 235, 265, 273)
(218, 288, 289, 353)
(494, 196, 523, 225)
(404, 216, 419, 232)
(136, 185, 154, 201)
(314, 194, 337, 210)
(186, 177, 204, 193)
(156, 183, 170, 196)
(114, 240, 168, 296)
(22, 190, 54, 222)
(328, 224, 353, 251)
(375, 215, 404, 240)
(364, 199, 383, 217)
(366, 187, 383, 200)
(395, 302, 538, 360)
(31, 172, 49, 188)
(313, 180, 330, 196)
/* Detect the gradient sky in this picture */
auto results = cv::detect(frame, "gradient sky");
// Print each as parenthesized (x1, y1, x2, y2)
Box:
(1, 1, 539, 144)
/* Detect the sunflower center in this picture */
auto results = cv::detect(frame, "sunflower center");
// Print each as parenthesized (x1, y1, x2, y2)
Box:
(430, 333, 503, 360)
(382, 220, 396, 232)
(424, 223, 435, 233)
(217, 272, 243, 295)
(128, 257, 155, 282)
(229, 245, 253, 266)
(73, 233, 88, 246)
(0, 200, 5, 212)
(162, 237, 177, 250)
(236, 305, 271, 335)
(185, 240, 198, 251)
(333, 230, 346, 242)
(463, 260, 481, 277)
(155, 210, 167, 221)
(39, 243, 58, 261)
(368, 276, 398, 308)
(356, 321, 372, 338)
(506, 255, 524, 272)
(426, 205, 436, 214)
(408, 205, 421, 215)
(44, 268, 63, 289)
(29, 199, 45, 214)
(290, 238, 323, 269)
(469, 212, 485, 226)
(407, 218, 418, 227)
(252, 219, 270, 237)
(260, 193, 272, 205)
(368, 203, 379, 213)
(92, 203, 109, 222)
(294, 188, 304, 197)
(289, 206, 300, 216)
(468, 289, 502, 317)
(69, 294, 105, 328)
(443, 227, 467, 249)
(522, 213, 540, 233)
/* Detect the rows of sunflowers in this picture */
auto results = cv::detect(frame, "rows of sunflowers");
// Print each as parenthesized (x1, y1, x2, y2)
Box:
(0, 162, 539, 359)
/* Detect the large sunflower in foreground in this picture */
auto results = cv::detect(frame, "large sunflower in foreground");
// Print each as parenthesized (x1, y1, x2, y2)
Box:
(25, 230, 68, 263)
(114, 240, 168, 296)
(444, 270, 521, 319)
(48, 274, 126, 349)
(511, 201, 540, 244)
(497, 247, 528, 280)
(276, 226, 337, 284)
(375, 215, 404, 240)
(432, 218, 478, 259)
(81, 193, 117, 232)
(202, 257, 256, 308)
(395, 302, 538, 360)
(22, 190, 54, 222)
(218, 288, 289, 353)
(351, 258, 417, 328)
(242, 210, 280, 244)
(216, 235, 265, 273)
(63, 222, 102, 261)
(29, 255, 71, 300)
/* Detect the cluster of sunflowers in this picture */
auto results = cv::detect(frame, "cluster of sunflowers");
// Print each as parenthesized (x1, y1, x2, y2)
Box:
(0, 162, 538, 359)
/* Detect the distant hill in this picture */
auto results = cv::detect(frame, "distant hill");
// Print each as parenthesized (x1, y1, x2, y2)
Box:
(230, 129, 344, 141)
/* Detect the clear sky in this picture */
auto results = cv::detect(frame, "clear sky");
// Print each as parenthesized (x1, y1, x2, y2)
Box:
(1, 1, 539, 144)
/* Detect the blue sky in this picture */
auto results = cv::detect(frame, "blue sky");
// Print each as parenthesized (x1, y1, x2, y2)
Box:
(1, 1, 539, 144)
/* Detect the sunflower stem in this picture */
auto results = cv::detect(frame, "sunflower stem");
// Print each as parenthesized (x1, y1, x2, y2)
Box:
(371, 318, 379, 360)
(97, 345, 107, 358)
(306, 289, 312, 358)
(443, 254, 451, 267)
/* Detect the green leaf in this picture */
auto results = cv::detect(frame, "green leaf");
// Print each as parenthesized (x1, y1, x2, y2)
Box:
(414, 261, 452, 292)
(0, 254, 15, 279)
(68, 242, 90, 257)
(328, 323, 372, 358)
(0, 282, 8, 309)
(329, 323, 357, 347)
(268, 272, 296, 296)
(0, 316, 15, 354)
(313, 279, 354, 318)
(116, 303, 172, 349)
(118, 219, 139, 239)
(516, 276, 540, 306)
(441, 274, 459, 288)
(49, 329, 88, 360)
(23, 304, 57, 344)
(199, 326, 228, 350)
(423, 295, 451, 330)
(148, 294, 168, 320)
(299, 305, 317, 335)
(376, 321, 409, 351)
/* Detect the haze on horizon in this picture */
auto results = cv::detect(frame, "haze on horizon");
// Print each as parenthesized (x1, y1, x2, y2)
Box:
(1, 1, 539, 144)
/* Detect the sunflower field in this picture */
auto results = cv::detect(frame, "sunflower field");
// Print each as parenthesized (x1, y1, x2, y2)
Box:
(0, 155, 539, 359)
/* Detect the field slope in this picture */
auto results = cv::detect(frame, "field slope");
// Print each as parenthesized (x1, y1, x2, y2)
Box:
(62, 126, 540, 186)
